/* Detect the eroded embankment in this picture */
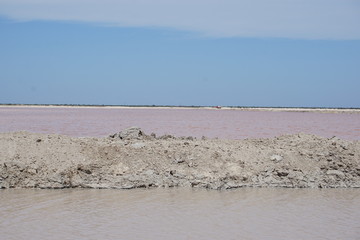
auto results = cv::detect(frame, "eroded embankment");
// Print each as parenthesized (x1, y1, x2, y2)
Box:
(1, 127, 359, 189)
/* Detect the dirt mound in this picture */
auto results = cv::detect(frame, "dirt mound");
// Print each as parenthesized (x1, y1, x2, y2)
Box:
(1, 130, 359, 189)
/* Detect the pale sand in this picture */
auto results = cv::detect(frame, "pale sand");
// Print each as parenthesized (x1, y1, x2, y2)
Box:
(1, 129, 359, 189)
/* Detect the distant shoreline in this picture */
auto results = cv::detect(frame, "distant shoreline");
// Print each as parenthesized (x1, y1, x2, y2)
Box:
(1, 104, 360, 113)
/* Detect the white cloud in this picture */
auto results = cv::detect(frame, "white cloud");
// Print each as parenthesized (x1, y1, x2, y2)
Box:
(0, 0, 359, 39)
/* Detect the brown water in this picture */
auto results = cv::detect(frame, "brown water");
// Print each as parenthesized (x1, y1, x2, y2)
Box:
(1, 188, 360, 240)
(0, 107, 359, 140)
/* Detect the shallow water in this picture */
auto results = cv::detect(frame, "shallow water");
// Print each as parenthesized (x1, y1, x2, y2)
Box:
(1, 188, 360, 240)
(0, 107, 359, 140)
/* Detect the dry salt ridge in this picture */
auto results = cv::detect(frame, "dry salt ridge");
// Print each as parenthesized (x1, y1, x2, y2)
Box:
(1, 127, 359, 189)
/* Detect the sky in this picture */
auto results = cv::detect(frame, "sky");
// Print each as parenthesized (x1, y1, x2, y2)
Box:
(0, 0, 360, 107)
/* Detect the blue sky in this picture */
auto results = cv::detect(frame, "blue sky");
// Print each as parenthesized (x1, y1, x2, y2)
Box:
(1, 0, 360, 107)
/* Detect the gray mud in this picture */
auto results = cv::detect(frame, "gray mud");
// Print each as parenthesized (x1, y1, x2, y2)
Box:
(1, 127, 359, 189)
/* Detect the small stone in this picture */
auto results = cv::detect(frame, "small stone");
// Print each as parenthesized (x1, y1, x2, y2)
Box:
(159, 134, 175, 140)
(225, 181, 239, 189)
(277, 171, 289, 177)
(340, 144, 348, 150)
(263, 176, 278, 184)
(144, 170, 155, 175)
(77, 165, 92, 174)
(27, 168, 37, 175)
(270, 155, 283, 162)
(130, 142, 146, 149)
(110, 127, 144, 140)
(174, 157, 185, 164)
(326, 170, 345, 177)
(0, 181, 9, 189)
(287, 171, 304, 181)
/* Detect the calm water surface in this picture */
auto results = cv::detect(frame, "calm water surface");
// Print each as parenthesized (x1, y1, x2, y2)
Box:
(0, 107, 359, 140)
(1, 188, 360, 240)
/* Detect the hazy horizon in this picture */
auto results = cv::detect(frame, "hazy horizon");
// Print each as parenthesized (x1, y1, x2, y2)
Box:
(2, 103, 360, 110)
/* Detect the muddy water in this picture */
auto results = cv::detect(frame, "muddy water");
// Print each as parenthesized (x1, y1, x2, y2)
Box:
(0, 107, 359, 140)
(1, 188, 360, 240)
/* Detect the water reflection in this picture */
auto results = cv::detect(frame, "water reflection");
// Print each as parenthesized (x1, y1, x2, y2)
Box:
(1, 188, 359, 240)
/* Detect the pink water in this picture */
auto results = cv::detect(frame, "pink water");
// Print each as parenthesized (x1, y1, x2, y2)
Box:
(1, 108, 360, 240)
(0, 107, 359, 140)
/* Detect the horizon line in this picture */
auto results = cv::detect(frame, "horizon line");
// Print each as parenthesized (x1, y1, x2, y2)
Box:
(1, 103, 359, 110)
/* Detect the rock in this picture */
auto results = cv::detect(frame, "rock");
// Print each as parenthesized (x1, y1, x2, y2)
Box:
(270, 155, 283, 162)
(4, 161, 26, 171)
(276, 170, 289, 177)
(159, 134, 175, 140)
(225, 181, 239, 189)
(174, 157, 185, 164)
(263, 176, 279, 184)
(110, 127, 144, 140)
(287, 171, 304, 181)
(173, 153, 186, 164)
(340, 144, 349, 150)
(77, 165, 92, 174)
(130, 142, 146, 149)
(144, 170, 155, 176)
(0, 180, 9, 189)
(26, 168, 37, 175)
(326, 170, 345, 177)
